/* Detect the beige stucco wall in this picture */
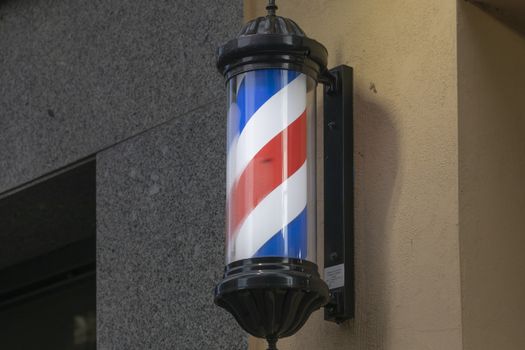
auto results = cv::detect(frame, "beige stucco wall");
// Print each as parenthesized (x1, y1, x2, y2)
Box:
(458, 3, 525, 350)
(245, 1, 463, 349)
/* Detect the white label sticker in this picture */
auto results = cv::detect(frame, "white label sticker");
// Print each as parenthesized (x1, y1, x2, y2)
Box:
(324, 264, 345, 290)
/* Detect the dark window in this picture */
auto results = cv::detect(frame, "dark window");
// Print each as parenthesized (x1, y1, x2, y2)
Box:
(0, 160, 96, 350)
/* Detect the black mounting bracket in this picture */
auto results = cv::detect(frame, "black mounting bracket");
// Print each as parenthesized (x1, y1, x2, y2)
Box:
(322, 65, 354, 323)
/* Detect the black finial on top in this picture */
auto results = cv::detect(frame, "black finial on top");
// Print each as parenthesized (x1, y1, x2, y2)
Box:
(266, 0, 278, 16)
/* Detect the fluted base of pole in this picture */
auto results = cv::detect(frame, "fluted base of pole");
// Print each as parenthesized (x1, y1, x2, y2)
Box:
(214, 258, 329, 349)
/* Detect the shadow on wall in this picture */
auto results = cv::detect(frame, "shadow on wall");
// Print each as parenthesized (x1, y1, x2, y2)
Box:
(352, 90, 399, 349)
(458, 2, 525, 349)
(465, 0, 525, 37)
(257, 85, 400, 350)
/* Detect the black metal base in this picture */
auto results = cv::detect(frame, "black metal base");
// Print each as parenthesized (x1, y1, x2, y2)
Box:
(214, 257, 329, 349)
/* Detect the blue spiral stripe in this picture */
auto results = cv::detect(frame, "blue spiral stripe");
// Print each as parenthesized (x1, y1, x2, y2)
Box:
(252, 206, 308, 259)
(235, 69, 299, 137)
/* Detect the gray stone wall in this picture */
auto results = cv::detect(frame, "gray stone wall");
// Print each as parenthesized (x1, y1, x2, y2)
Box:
(0, 0, 245, 348)
(97, 100, 243, 349)
(0, 0, 239, 192)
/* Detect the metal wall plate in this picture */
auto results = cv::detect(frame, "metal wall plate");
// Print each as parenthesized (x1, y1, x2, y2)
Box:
(323, 65, 355, 323)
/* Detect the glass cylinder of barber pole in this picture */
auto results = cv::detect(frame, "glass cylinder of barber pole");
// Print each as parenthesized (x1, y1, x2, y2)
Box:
(225, 69, 317, 264)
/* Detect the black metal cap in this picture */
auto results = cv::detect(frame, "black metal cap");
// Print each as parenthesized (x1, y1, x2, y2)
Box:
(217, 1, 328, 82)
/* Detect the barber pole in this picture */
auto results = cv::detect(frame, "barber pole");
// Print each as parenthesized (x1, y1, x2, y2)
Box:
(226, 69, 311, 263)
(213, 2, 353, 348)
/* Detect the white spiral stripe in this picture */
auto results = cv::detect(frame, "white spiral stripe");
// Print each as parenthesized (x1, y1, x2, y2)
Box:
(226, 74, 307, 193)
(232, 161, 307, 261)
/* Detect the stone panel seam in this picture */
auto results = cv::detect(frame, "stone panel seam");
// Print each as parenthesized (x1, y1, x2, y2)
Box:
(0, 97, 221, 196)
(94, 96, 221, 156)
